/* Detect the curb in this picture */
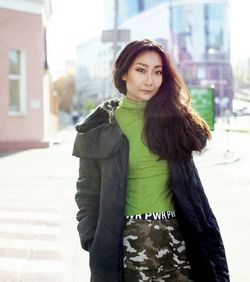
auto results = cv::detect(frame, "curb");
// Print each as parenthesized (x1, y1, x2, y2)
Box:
(211, 150, 240, 166)
(50, 126, 75, 145)
(194, 149, 240, 168)
(222, 128, 250, 133)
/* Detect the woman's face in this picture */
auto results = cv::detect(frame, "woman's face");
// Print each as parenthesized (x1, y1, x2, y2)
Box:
(122, 51, 163, 102)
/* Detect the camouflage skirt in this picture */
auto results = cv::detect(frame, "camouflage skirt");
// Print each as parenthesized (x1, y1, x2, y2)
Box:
(122, 212, 193, 282)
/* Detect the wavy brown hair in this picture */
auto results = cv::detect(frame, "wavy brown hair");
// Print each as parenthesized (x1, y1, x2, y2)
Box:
(113, 39, 211, 163)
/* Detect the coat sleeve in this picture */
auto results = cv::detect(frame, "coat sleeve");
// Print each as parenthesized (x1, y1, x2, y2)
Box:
(75, 157, 100, 252)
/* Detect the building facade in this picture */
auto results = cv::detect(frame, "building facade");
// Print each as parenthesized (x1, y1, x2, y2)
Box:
(0, 0, 52, 150)
(75, 38, 114, 111)
(168, 0, 232, 116)
(76, 0, 232, 116)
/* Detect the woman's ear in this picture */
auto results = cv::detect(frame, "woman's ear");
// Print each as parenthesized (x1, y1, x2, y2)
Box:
(122, 74, 127, 81)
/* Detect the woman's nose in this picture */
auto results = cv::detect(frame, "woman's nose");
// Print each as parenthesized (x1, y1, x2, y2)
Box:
(144, 75, 153, 86)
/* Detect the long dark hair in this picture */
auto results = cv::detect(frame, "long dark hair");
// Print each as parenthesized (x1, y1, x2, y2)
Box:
(113, 39, 211, 163)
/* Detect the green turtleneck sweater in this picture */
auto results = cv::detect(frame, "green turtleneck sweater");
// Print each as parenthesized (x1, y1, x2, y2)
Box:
(114, 97, 174, 216)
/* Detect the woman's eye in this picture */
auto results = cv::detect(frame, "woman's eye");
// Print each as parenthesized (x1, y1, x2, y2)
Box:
(156, 70, 162, 75)
(136, 68, 145, 73)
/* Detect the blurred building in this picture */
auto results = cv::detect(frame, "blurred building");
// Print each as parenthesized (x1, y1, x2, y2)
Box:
(0, 0, 52, 150)
(75, 38, 114, 109)
(167, 0, 233, 116)
(76, 0, 233, 116)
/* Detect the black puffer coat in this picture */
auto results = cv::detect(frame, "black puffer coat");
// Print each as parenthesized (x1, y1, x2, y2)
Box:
(72, 99, 230, 282)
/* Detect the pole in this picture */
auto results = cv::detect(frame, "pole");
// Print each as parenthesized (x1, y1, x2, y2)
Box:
(113, 0, 118, 61)
(169, 0, 173, 57)
(219, 64, 224, 117)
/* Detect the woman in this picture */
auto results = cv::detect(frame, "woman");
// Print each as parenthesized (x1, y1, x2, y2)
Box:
(73, 39, 230, 282)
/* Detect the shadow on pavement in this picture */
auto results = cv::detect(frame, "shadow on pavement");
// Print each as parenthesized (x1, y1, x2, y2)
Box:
(0, 150, 27, 158)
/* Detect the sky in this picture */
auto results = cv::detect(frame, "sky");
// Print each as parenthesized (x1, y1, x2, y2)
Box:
(46, 0, 104, 77)
(46, 0, 250, 77)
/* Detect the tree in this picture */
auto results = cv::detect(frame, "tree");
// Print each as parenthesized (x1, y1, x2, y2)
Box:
(233, 57, 250, 88)
(52, 69, 76, 113)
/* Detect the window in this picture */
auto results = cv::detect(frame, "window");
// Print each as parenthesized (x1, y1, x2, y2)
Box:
(197, 66, 206, 79)
(8, 49, 26, 115)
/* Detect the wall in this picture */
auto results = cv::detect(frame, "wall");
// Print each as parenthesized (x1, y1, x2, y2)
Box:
(0, 7, 49, 149)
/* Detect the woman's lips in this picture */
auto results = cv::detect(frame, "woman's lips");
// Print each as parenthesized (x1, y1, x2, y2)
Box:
(141, 90, 153, 94)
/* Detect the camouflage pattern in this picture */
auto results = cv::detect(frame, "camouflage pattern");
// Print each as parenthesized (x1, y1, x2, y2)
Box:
(123, 217, 193, 282)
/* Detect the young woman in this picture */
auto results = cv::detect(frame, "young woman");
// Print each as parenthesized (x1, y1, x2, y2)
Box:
(73, 39, 230, 282)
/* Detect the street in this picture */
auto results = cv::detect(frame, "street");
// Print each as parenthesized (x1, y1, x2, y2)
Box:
(0, 124, 249, 282)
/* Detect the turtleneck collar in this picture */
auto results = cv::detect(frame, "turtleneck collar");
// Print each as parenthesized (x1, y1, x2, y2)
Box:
(118, 97, 147, 111)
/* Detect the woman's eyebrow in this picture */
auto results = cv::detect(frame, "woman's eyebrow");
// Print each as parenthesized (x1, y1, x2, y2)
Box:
(134, 62, 163, 68)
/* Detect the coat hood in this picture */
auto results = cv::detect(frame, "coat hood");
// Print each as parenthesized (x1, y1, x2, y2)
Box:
(72, 98, 124, 159)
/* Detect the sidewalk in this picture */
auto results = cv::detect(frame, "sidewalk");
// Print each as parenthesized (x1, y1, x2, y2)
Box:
(194, 115, 250, 167)
(47, 125, 91, 282)
(216, 115, 250, 133)
(193, 129, 240, 168)
(0, 125, 90, 282)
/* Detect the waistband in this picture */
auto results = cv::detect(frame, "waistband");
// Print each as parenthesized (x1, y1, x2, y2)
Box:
(125, 211, 176, 221)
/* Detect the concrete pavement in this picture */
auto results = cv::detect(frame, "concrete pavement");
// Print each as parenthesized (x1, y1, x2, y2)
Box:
(0, 126, 89, 282)
(0, 121, 248, 281)
(194, 115, 250, 167)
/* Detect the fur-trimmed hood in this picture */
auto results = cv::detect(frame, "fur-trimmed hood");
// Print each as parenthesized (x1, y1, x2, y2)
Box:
(72, 98, 124, 159)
